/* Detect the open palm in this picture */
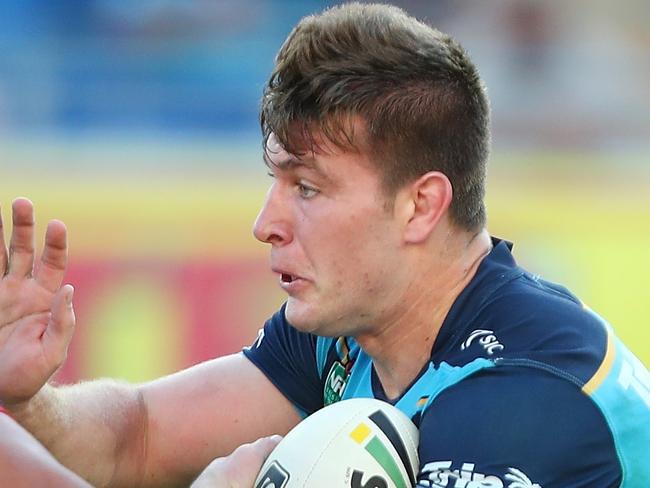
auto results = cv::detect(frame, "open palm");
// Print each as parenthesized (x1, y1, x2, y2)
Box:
(0, 198, 75, 406)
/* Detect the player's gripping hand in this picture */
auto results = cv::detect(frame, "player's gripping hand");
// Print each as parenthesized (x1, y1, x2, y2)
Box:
(190, 435, 282, 488)
(0, 198, 75, 406)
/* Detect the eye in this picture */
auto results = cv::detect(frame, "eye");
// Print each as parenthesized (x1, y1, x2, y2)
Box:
(297, 181, 318, 199)
(266, 171, 275, 178)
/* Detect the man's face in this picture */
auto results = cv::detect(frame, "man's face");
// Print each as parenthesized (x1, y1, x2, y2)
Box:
(253, 133, 406, 336)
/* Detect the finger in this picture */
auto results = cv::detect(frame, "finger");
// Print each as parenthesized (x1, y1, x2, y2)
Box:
(251, 435, 282, 458)
(230, 435, 281, 464)
(233, 436, 283, 487)
(8, 198, 36, 277)
(42, 285, 76, 364)
(35, 220, 68, 293)
(0, 204, 7, 275)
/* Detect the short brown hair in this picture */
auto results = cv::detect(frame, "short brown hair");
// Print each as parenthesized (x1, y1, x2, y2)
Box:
(261, 3, 490, 231)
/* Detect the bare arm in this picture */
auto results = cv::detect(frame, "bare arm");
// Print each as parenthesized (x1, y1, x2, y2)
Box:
(13, 380, 148, 487)
(13, 354, 300, 487)
(0, 412, 92, 488)
(139, 353, 301, 487)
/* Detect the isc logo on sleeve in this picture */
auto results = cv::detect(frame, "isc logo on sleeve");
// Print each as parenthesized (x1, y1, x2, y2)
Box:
(460, 330, 504, 356)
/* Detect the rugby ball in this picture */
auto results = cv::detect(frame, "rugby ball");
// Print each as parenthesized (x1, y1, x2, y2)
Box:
(254, 398, 419, 488)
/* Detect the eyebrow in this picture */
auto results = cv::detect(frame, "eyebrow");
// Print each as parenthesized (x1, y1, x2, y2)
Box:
(263, 152, 333, 183)
(262, 151, 299, 170)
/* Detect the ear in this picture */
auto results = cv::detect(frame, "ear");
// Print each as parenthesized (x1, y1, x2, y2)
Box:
(401, 171, 453, 244)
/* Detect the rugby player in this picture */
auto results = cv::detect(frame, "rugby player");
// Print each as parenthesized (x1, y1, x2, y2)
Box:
(1, 3, 649, 487)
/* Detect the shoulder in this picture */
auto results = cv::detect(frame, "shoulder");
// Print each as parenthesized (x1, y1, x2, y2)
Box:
(459, 271, 611, 385)
(417, 365, 623, 487)
(419, 260, 650, 486)
(442, 240, 611, 385)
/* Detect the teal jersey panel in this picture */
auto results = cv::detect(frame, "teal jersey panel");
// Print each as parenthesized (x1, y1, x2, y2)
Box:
(587, 330, 650, 486)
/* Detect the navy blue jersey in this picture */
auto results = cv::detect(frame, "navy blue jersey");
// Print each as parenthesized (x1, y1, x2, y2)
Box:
(243, 239, 650, 487)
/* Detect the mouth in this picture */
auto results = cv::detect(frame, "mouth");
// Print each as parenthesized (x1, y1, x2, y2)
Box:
(272, 266, 302, 281)
(281, 273, 297, 284)
(272, 268, 308, 294)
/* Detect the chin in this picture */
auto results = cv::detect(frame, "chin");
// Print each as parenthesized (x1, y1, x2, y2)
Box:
(284, 299, 332, 336)
(284, 299, 317, 331)
(284, 298, 354, 337)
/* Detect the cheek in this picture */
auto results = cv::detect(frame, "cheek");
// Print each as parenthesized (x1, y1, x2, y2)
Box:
(331, 222, 393, 291)
(298, 201, 395, 280)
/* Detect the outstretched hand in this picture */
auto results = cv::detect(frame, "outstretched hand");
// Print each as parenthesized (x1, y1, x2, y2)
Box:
(0, 198, 76, 406)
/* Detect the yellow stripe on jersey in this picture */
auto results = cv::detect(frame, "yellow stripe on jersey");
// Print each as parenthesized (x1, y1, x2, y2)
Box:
(583, 330, 616, 396)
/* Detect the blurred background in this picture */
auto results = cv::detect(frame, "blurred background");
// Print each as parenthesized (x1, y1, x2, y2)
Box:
(1, 0, 649, 383)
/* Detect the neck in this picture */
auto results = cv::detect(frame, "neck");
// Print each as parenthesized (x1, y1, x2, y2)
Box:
(355, 228, 492, 400)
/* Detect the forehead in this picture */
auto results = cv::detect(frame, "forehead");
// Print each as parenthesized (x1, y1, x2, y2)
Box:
(263, 133, 334, 182)
(263, 131, 374, 178)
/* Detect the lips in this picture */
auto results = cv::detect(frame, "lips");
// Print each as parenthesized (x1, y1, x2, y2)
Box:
(271, 266, 303, 280)
(271, 267, 308, 294)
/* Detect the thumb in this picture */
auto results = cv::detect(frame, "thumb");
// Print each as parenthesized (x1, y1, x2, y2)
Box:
(251, 434, 282, 459)
(43, 284, 76, 354)
(237, 435, 283, 488)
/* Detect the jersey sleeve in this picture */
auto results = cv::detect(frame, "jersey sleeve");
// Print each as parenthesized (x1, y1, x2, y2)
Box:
(416, 366, 622, 488)
(242, 304, 323, 417)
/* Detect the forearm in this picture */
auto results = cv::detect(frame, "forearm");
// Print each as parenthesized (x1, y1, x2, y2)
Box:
(0, 414, 92, 488)
(11, 381, 148, 488)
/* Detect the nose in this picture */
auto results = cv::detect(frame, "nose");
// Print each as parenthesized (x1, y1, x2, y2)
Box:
(253, 183, 292, 246)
